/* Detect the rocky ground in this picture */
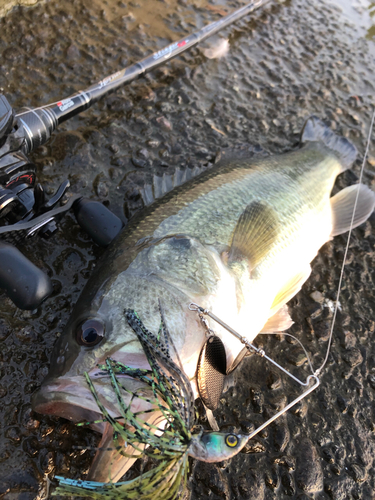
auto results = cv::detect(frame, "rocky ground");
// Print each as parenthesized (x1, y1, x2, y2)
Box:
(0, 0, 375, 498)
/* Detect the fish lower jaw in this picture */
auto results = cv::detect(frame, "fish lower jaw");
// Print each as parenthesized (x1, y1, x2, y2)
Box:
(32, 379, 116, 432)
(33, 391, 105, 432)
(33, 373, 161, 430)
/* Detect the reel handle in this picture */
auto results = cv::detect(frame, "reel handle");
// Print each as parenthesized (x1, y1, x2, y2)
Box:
(0, 241, 52, 310)
(74, 198, 124, 247)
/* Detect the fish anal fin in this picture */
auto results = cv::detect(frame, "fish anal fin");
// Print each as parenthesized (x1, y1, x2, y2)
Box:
(330, 184, 375, 237)
(261, 304, 294, 333)
(228, 200, 279, 271)
(270, 265, 312, 315)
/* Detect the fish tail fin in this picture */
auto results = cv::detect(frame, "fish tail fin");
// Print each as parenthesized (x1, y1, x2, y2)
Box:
(330, 184, 375, 236)
(300, 116, 357, 171)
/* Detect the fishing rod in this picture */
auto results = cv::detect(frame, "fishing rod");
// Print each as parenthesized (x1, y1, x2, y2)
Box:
(15, 0, 269, 150)
(0, 0, 270, 310)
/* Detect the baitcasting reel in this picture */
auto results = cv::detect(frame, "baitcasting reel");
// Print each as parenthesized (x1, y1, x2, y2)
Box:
(0, 94, 123, 310)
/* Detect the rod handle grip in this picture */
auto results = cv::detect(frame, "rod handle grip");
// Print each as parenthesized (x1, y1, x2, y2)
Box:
(0, 241, 52, 310)
(74, 198, 124, 247)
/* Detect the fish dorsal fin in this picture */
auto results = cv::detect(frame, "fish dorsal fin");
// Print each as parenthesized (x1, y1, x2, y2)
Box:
(330, 184, 375, 237)
(124, 165, 211, 217)
(228, 200, 279, 271)
(260, 304, 294, 333)
(269, 265, 312, 316)
(124, 146, 268, 218)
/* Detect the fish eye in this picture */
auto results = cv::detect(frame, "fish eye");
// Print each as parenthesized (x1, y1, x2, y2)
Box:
(225, 434, 238, 448)
(75, 319, 105, 347)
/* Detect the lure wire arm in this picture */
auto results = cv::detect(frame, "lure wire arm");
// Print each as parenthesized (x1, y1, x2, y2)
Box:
(189, 303, 317, 387)
(189, 302, 320, 441)
(245, 375, 320, 442)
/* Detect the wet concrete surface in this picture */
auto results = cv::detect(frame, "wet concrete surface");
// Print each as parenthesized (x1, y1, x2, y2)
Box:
(0, 0, 375, 498)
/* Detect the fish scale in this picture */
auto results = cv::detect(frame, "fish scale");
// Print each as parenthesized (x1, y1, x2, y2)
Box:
(152, 147, 336, 250)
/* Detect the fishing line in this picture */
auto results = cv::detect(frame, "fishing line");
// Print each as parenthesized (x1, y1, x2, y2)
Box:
(315, 107, 375, 377)
(258, 331, 315, 375)
(73, 445, 123, 452)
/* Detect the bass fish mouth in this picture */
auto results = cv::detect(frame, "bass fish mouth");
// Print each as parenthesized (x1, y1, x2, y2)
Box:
(32, 368, 160, 429)
(32, 378, 107, 433)
(32, 370, 137, 432)
(33, 370, 170, 482)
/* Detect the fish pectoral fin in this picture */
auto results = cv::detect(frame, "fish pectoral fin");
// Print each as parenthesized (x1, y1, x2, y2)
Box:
(228, 200, 279, 272)
(260, 304, 294, 333)
(226, 347, 249, 374)
(86, 422, 143, 483)
(227, 304, 295, 375)
(330, 184, 375, 237)
(270, 265, 312, 315)
(87, 410, 166, 483)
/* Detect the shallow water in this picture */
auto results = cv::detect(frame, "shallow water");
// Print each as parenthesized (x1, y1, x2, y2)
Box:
(329, 0, 375, 39)
(0, 0, 375, 499)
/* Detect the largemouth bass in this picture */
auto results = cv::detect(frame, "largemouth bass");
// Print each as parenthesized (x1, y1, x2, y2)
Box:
(32, 116, 375, 482)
